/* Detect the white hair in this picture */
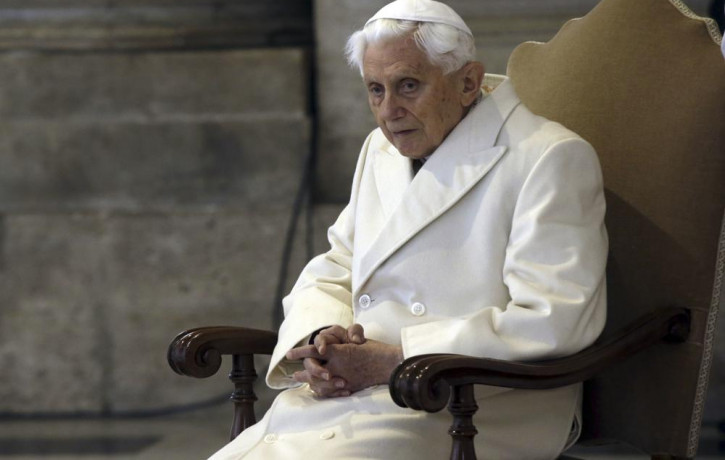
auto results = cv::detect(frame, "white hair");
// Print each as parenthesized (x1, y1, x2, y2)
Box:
(345, 19, 476, 76)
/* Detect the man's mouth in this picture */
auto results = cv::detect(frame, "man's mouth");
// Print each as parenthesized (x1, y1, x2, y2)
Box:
(392, 129, 416, 137)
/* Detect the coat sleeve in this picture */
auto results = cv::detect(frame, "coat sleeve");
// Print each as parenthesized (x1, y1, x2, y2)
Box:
(265, 132, 375, 389)
(400, 138, 608, 361)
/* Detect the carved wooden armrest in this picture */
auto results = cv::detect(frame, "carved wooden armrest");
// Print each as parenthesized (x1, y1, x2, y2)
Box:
(168, 326, 278, 378)
(167, 326, 278, 439)
(389, 307, 690, 460)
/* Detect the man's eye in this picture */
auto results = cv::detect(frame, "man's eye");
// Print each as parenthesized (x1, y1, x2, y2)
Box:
(369, 85, 383, 97)
(401, 80, 418, 93)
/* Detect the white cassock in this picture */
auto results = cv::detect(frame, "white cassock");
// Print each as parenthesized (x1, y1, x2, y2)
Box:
(210, 77, 608, 460)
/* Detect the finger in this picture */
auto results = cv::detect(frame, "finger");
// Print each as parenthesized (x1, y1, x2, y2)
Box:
(347, 323, 366, 344)
(316, 326, 347, 353)
(309, 377, 348, 397)
(303, 357, 330, 380)
(327, 389, 352, 398)
(286, 344, 323, 361)
(315, 331, 354, 354)
(314, 333, 338, 356)
(331, 377, 347, 389)
(319, 325, 347, 338)
(293, 370, 312, 384)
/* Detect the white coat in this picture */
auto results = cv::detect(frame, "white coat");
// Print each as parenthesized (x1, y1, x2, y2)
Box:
(210, 77, 608, 460)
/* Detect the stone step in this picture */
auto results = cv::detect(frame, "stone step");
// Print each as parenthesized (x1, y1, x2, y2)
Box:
(0, 1, 313, 50)
(0, 48, 309, 120)
(0, 116, 311, 212)
(0, 204, 344, 412)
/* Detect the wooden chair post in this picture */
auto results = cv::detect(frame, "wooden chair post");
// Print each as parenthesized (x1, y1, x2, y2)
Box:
(229, 354, 259, 440)
(448, 384, 479, 460)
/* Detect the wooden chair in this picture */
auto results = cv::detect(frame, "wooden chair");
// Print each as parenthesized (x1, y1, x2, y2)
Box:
(168, 0, 725, 458)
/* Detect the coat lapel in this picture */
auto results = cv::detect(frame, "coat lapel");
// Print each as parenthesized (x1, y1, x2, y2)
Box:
(353, 78, 522, 294)
(372, 142, 414, 220)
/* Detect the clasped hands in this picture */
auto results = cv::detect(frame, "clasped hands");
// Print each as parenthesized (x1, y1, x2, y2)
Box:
(285, 324, 403, 398)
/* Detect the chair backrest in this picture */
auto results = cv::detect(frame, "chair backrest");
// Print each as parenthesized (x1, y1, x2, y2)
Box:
(507, 0, 724, 457)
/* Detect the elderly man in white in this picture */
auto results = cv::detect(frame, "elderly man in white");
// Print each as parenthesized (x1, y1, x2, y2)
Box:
(210, 0, 607, 458)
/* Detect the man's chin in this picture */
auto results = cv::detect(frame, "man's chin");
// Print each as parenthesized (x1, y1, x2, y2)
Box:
(393, 144, 425, 159)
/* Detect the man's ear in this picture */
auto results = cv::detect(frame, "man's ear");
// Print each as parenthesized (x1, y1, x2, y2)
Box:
(459, 61, 485, 107)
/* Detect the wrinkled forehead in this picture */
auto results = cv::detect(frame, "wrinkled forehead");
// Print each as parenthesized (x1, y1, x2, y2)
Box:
(362, 35, 438, 81)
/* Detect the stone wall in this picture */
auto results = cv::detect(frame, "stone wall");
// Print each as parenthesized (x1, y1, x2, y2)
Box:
(0, 1, 312, 51)
(0, 1, 320, 414)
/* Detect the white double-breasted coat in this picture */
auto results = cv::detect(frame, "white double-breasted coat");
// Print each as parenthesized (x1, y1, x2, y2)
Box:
(210, 77, 608, 460)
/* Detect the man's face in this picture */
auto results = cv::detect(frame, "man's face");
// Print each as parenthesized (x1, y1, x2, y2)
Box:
(362, 35, 467, 159)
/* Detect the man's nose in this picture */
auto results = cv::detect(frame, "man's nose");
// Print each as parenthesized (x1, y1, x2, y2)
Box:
(379, 93, 404, 120)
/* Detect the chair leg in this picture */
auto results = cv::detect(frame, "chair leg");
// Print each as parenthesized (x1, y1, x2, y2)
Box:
(448, 384, 479, 460)
(229, 354, 258, 440)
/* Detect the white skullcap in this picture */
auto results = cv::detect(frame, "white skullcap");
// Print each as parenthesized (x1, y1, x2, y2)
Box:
(365, 0, 472, 36)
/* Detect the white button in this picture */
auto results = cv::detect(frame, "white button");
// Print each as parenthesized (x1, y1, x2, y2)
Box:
(319, 430, 335, 440)
(411, 302, 426, 316)
(264, 433, 278, 443)
(359, 294, 372, 309)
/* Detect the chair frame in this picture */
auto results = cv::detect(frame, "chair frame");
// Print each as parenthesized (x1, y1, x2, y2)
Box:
(168, 306, 691, 459)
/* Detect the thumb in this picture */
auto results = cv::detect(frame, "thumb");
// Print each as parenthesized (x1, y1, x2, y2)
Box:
(347, 323, 366, 344)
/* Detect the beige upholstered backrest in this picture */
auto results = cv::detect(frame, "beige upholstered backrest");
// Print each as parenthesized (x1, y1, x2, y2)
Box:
(507, 0, 724, 457)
